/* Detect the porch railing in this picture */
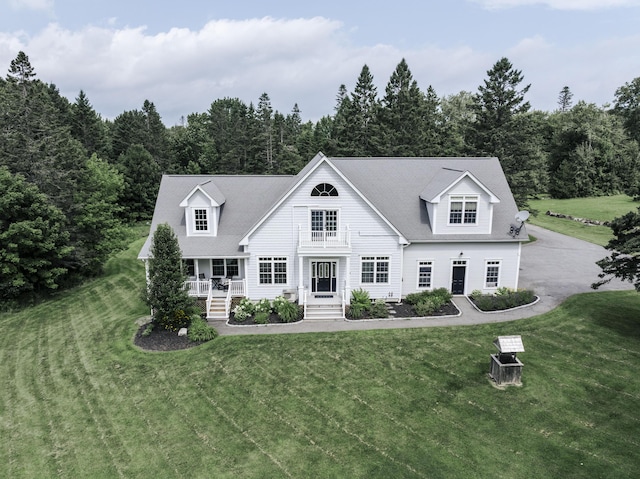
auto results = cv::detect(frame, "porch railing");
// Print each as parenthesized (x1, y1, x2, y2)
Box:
(225, 280, 247, 318)
(184, 280, 210, 297)
(298, 227, 351, 249)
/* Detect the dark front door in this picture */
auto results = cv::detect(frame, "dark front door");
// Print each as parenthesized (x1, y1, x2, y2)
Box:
(312, 261, 336, 293)
(451, 266, 466, 294)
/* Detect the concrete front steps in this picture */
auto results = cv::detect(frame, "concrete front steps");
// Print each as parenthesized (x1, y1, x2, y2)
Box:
(305, 302, 344, 320)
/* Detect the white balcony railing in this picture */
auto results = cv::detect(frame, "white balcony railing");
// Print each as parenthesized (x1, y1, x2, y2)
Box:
(298, 227, 351, 250)
(184, 280, 210, 297)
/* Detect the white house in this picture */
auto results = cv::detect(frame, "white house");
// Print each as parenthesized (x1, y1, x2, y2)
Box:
(138, 153, 528, 319)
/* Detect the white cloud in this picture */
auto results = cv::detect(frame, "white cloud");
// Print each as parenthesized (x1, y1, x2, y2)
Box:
(0, 16, 638, 124)
(9, 0, 54, 11)
(471, 0, 640, 10)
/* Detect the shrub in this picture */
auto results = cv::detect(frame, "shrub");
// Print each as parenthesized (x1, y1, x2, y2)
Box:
(273, 295, 289, 312)
(470, 289, 483, 300)
(350, 288, 371, 310)
(254, 311, 270, 324)
(255, 298, 272, 314)
(141, 322, 154, 337)
(471, 289, 536, 311)
(348, 303, 365, 319)
(431, 287, 452, 303)
(370, 299, 389, 318)
(159, 309, 191, 331)
(187, 316, 218, 342)
(414, 298, 439, 316)
(405, 291, 429, 305)
(275, 299, 300, 323)
(233, 298, 255, 321)
(406, 288, 452, 306)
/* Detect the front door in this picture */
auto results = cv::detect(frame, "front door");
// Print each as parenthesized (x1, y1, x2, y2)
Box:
(451, 265, 466, 295)
(312, 261, 337, 293)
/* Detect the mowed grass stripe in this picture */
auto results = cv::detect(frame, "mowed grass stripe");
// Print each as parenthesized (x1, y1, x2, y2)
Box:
(0, 305, 32, 478)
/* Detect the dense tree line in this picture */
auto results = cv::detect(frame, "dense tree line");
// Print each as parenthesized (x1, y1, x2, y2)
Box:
(2, 51, 640, 303)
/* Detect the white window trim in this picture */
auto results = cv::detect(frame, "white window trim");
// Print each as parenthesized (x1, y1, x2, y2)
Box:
(448, 195, 479, 226)
(309, 208, 340, 231)
(257, 256, 289, 286)
(417, 260, 434, 289)
(485, 260, 501, 289)
(360, 256, 390, 285)
(190, 207, 210, 234)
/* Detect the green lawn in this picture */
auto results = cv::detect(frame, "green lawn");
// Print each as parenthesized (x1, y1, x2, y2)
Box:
(1, 230, 640, 478)
(528, 194, 639, 246)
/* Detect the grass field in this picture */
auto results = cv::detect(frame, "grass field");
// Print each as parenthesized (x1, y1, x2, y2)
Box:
(1, 227, 640, 478)
(528, 194, 639, 246)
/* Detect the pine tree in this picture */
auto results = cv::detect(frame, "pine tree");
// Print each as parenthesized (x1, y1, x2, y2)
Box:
(470, 57, 535, 205)
(558, 86, 573, 112)
(379, 59, 425, 156)
(146, 223, 196, 330)
(71, 90, 108, 157)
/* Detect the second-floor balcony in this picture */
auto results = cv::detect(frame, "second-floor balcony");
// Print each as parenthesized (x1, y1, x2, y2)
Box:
(298, 227, 351, 253)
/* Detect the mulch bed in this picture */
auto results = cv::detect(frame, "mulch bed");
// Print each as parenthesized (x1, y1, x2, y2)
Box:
(134, 323, 206, 351)
(134, 301, 460, 351)
(352, 301, 460, 320)
(228, 311, 302, 326)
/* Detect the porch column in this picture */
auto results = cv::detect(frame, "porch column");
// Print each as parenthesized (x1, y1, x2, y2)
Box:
(298, 256, 304, 305)
(345, 256, 351, 300)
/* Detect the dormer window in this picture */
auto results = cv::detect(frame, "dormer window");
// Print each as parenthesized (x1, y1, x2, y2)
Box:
(193, 208, 210, 233)
(311, 183, 338, 196)
(449, 196, 478, 224)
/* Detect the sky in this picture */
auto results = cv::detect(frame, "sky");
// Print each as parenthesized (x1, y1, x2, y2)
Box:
(1, 0, 640, 126)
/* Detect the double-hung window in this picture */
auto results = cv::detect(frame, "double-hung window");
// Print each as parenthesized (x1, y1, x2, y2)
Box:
(361, 256, 390, 284)
(449, 196, 478, 224)
(417, 261, 433, 289)
(258, 257, 287, 284)
(193, 208, 209, 232)
(212, 259, 239, 277)
(485, 260, 501, 288)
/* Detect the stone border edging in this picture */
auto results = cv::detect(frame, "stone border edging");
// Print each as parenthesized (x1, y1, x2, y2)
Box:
(465, 295, 540, 314)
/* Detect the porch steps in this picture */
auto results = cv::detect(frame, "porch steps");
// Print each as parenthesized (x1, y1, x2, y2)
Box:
(305, 303, 344, 320)
(207, 297, 228, 320)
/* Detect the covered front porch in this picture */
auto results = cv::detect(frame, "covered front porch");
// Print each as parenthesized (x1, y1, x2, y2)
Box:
(183, 257, 247, 319)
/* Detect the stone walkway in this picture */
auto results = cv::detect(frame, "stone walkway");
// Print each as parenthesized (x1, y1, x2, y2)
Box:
(212, 225, 635, 336)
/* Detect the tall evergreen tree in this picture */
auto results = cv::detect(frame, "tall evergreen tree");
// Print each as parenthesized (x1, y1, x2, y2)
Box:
(146, 223, 196, 330)
(470, 57, 534, 205)
(558, 86, 573, 112)
(256, 93, 275, 172)
(347, 64, 381, 156)
(379, 59, 425, 156)
(117, 144, 161, 221)
(71, 90, 108, 157)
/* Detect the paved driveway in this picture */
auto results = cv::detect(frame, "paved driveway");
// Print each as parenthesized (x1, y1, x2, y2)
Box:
(519, 224, 633, 310)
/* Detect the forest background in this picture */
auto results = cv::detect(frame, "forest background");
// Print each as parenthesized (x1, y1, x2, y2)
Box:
(1, 51, 640, 304)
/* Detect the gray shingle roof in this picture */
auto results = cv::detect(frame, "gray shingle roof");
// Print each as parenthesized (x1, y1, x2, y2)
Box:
(330, 157, 523, 242)
(138, 155, 526, 259)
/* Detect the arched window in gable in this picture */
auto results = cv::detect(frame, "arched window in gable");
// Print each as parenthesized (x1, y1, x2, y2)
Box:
(311, 183, 338, 197)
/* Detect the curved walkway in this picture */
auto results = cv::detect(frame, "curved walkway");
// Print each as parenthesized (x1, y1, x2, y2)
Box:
(213, 224, 634, 336)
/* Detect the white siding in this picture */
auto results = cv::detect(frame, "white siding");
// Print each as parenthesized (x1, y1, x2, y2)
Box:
(184, 190, 219, 236)
(432, 177, 494, 235)
(245, 162, 403, 300)
(402, 242, 521, 296)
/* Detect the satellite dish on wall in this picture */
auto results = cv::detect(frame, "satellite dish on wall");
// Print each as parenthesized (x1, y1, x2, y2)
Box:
(515, 210, 530, 223)
(509, 211, 529, 237)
